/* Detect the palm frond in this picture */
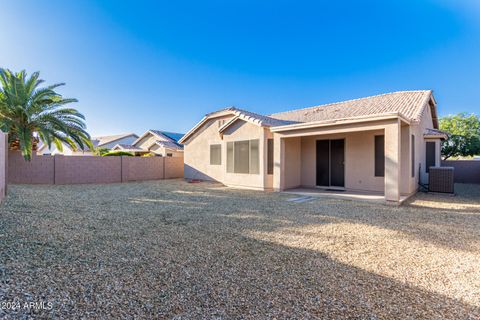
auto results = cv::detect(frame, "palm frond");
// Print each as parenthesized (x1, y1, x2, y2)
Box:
(0, 69, 90, 160)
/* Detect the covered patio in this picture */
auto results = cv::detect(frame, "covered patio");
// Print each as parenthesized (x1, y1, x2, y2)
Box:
(271, 115, 417, 204)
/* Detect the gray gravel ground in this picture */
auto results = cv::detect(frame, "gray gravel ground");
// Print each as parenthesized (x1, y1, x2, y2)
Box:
(0, 180, 479, 319)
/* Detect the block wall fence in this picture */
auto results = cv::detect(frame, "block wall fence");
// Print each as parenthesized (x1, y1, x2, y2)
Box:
(0, 133, 7, 200)
(441, 160, 480, 184)
(8, 151, 184, 185)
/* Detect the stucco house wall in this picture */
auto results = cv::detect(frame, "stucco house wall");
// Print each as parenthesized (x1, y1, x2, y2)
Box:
(149, 144, 184, 157)
(38, 143, 94, 156)
(184, 115, 235, 182)
(298, 130, 385, 192)
(136, 134, 164, 150)
(180, 91, 445, 203)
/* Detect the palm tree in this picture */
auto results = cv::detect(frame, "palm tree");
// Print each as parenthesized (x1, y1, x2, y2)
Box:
(0, 68, 92, 160)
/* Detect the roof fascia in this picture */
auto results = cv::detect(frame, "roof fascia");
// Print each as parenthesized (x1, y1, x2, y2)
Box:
(271, 113, 410, 133)
(179, 111, 236, 144)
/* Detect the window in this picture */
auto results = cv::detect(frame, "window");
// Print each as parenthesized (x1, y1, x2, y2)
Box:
(425, 142, 435, 173)
(234, 140, 250, 173)
(250, 140, 259, 174)
(227, 142, 234, 173)
(374, 135, 385, 177)
(210, 144, 221, 165)
(167, 153, 173, 157)
(227, 139, 260, 174)
(411, 135, 415, 177)
(267, 139, 274, 175)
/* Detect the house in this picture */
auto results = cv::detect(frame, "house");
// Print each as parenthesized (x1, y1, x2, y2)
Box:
(37, 133, 138, 156)
(179, 90, 447, 204)
(112, 130, 184, 157)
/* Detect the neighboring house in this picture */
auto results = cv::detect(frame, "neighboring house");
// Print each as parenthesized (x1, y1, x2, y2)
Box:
(37, 141, 94, 156)
(179, 90, 447, 204)
(92, 133, 139, 150)
(37, 133, 138, 156)
(112, 130, 184, 157)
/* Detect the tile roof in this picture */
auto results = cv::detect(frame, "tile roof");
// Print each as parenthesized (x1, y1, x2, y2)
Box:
(212, 107, 296, 127)
(269, 91, 433, 124)
(92, 133, 138, 147)
(424, 128, 448, 138)
(154, 141, 184, 151)
(180, 90, 436, 144)
(230, 107, 297, 127)
(113, 144, 145, 151)
(149, 130, 184, 143)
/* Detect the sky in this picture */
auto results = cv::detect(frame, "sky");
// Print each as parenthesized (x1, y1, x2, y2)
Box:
(0, 0, 479, 136)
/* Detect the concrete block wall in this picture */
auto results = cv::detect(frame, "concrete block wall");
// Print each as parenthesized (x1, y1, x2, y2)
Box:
(0, 133, 7, 200)
(165, 157, 184, 179)
(55, 155, 122, 184)
(442, 160, 480, 184)
(8, 151, 184, 185)
(123, 156, 165, 181)
(9, 151, 55, 184)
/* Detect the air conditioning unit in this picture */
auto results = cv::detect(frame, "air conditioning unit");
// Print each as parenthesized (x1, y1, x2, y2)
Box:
(429, 167, 454, 194)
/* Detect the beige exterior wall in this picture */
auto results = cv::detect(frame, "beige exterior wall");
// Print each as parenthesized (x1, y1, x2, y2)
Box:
(284, 137, 301, 189)
(184, 115, 234, 182)
(149, 144, 183, 157)
(411, 103, 441, 186)
(183, 99, 442, 203)
(37, 142, 94, 156)
(298, 130, 385, 192)
(135, 134, 165, 150)
(135, 133, 184, 157)
(183, 116, 272, 190)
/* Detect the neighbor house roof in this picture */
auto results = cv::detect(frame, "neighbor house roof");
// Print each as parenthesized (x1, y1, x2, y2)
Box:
(424, 128, 448, 139)
(133, 130, 185, 146)
(112, 144, 147, 152)
(92, 133, 139, 148)
(149, 130, 184, 143)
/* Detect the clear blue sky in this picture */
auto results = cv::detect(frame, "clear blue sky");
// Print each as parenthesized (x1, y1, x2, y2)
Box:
(1, 0, 479, 136)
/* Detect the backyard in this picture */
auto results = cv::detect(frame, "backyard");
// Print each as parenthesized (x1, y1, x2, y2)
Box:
(0, 180, 479, 318)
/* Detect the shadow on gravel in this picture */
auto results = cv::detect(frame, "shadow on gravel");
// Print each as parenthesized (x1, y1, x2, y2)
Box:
(1, 181, 479, 318)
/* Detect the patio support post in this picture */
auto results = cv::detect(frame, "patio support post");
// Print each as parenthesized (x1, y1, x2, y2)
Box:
(385, 120, 401, 203)
(273, 134, 285, 192)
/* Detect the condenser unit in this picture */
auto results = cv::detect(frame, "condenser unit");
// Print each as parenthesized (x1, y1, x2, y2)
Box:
(428, 167, 455, 194)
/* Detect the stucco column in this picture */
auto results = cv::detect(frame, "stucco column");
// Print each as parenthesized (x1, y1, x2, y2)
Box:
(385, 120, 401, 203)
(273, 133, 285, 192)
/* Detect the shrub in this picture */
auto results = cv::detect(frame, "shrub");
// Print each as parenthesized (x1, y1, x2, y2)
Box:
(141, 153, 155, 157)
(102, 151, 134, 157)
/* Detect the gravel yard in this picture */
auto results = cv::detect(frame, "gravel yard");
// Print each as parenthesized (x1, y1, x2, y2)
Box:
(1, 180, 479, 319)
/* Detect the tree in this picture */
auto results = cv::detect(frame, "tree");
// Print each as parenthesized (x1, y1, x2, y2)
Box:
(0, 69, 91, 160)
(440, 113, 480, 160)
